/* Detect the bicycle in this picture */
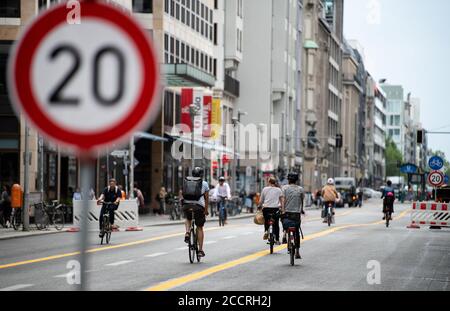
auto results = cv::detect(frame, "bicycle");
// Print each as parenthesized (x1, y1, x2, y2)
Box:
(99, 202, 117, 245)
(187, 208, 201, 264)
(323, 202, 334, 227)
(169, 197, 181, 221)
(218, 196, 227, 227)
(34, 201, 65, 231)
(11, 207, 22, 231)
(267, 210, 281, 254)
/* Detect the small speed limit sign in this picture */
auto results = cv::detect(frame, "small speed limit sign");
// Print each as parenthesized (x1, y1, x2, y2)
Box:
(8, 1, 160, 153)
(428, 170, 444, 187)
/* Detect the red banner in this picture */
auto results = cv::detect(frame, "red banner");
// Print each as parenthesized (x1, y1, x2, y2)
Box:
(203, 95, 212, 137)
(181, 88, 193, 131)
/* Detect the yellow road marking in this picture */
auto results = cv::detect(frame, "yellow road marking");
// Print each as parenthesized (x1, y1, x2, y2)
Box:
(0, 226, 235, 270)
(146, 209, 411, 291)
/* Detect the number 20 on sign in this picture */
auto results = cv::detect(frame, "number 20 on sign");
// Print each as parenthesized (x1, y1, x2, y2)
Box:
(7, 1, 160, 155)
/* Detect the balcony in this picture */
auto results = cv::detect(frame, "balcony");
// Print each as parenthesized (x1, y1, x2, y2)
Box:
(224, 74, 240, 97)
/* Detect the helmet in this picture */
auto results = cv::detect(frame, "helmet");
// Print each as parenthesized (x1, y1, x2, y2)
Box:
(219, 176, 225, 182)
(327, 178, 335, 185)
(192, 167, 204, 178)
(287, 172, 299, 183)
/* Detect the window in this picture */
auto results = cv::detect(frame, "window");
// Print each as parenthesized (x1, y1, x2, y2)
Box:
(132, 0, 153, 13)
(164, 0, 169, 13)
(0, 0, 21, 18)
(181, 42, 185, 61)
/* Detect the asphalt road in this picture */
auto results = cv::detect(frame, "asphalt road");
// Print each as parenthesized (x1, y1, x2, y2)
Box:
(0, 200, 449, 291)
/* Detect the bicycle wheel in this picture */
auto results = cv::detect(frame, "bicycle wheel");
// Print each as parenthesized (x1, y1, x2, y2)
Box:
(386, 213, 390, 228)
(327, 212, 332, 227)
(12, 209, 21, 231)
(269, 232, 274, 254)
(100, 216, 108, 245)
(106, 226, 111, 244)
(35, 205, 49, 230)
(219, 208, 224, 227)
(289, 234, 295, 266)
(52, 209, 65, 231)
(188, 226, 196, 264)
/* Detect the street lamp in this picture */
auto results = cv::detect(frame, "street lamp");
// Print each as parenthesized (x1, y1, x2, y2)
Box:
(257, 124, 265, 193)
(189, 104, 200, 173)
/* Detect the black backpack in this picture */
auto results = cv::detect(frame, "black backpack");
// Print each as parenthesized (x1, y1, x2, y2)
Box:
(183, 177, 203, 201)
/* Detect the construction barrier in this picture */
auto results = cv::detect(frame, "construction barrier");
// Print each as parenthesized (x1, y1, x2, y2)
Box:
(71, 200, 140, 231)
(407, 202, 450, 229)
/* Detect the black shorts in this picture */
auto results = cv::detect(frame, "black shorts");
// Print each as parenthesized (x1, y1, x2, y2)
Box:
(183, 204, 206, 227)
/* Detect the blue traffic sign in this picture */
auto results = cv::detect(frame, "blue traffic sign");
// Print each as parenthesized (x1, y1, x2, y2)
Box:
(429, 156, 444, 171)
(400, 163, 418, 174)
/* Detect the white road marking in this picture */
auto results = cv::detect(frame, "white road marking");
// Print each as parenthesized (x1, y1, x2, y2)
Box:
(222, 236, 237, 240)
(175, 247, 187, 251)
(204, 241, 217, 245)
(0, 284, 33, 291)
(54, 270, 95, 278)
(145, 252, 168, 258)
(240, 232, 255, 236)
(105, 260, 134, 267)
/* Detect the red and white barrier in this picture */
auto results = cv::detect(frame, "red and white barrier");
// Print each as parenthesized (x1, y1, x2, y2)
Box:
(407, 202, 450, 229)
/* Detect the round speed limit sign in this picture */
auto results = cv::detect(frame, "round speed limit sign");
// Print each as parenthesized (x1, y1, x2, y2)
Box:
(8, 1, 160, 153)
(428, 170, 444, 187)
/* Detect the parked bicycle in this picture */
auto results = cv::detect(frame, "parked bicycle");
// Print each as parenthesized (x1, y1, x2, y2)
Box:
(11, 207, 22, 231)
(187, 208, 201, 264)
(169, 197, 181, 221)
(34, 201, 65, 231)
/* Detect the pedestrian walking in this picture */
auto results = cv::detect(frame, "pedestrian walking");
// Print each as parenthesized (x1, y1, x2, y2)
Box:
(133, 183, 145, 213)
(0, 185, 12, 228)
(157, 186, 167, 215)
(73, 188, 82, 201)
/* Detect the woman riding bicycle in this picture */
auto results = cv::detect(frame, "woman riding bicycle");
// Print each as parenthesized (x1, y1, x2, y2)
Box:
(281, 173, 305, 259)
(381, 180, 395, 220)
(258, 177, 283, 244)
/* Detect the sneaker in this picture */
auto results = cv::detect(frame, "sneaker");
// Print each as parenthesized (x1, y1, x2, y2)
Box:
(382, 216, 386, 220)
(263, 232, 269, 240)
(198, 250, 206, 258)
(323, 220, 327, 223)
(282, 235, 287, 244)
(184, 233, 190, 244)
(99, 232, 104, 238)
(275, 240, 281, 245)
(295, 249, 301, 259)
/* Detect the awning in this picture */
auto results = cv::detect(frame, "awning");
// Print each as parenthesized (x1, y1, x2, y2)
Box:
(161, 64, 216, 87)
(134, 132, 168, 142)
(165, 133, 238, 157)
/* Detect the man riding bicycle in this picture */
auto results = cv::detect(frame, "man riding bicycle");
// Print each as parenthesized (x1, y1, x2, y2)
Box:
(213, 176, 231, 224)
(281, 172, 305, 259)
(182, 167, 209, 258)
(321, 178, 339, 224)
(381, 180, 395, 220)
(97, 179, 122, 238)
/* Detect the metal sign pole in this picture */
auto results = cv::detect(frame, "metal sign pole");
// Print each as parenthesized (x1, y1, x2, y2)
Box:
(79, 159, 94, 291)
(23, 121, 30, 231)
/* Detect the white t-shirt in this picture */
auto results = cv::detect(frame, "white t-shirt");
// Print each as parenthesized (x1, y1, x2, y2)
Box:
(260, 186, 283, 208)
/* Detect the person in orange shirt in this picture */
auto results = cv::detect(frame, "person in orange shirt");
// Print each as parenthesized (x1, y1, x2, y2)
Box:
(118, 185, 126, 200)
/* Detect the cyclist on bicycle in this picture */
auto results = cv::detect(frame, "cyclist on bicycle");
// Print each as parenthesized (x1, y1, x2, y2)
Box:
(97, 179, 121, 238)
(213, 176, 231, 224)
(321, 178, 339, 223)
(281, 172, 305, 259)
(182, 167, 209, 258)
(381, 180, 395, 220)
(258, 177, 283, 244)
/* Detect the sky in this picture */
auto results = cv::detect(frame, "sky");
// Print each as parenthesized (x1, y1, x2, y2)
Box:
(344, 0, 450, 160)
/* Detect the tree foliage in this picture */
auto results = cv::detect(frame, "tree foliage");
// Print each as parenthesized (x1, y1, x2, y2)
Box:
(385, 137, 403, 177)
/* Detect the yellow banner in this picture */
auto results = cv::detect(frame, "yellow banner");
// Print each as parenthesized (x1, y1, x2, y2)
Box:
(211, 98, 222, 139)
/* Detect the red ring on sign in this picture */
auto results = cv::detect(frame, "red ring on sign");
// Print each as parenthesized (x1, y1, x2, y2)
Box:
(10, 2, 159, 153)
(428, 171, 444, 187)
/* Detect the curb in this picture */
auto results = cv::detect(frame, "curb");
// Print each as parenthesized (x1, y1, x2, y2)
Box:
(0, 229, 64, 241)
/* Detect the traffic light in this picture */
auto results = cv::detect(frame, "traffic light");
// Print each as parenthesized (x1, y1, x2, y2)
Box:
(335, 134, 343, 149)
(417, 130, 424, 144)
(307, 129, 318, 149)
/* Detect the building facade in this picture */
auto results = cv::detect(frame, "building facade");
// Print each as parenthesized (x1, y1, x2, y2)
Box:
(236, 0, 303, 193)
(302, 0, 344, 192)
